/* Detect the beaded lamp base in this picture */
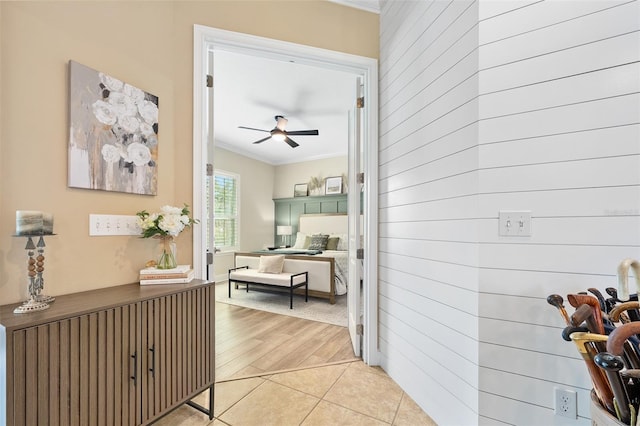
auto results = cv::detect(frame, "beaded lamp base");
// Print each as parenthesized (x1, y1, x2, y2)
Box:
(13, 235, 55, 314)
(34, 294, 55, 303)
(14, 298, 50, 314)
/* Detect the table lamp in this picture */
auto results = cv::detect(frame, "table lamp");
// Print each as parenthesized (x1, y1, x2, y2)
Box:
(276, 225, 292, 247)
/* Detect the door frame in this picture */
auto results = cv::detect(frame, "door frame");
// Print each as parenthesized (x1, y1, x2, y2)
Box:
(192, 25, 379, 364)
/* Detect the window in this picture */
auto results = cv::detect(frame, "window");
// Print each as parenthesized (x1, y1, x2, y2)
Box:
(213, 170, 239, 252)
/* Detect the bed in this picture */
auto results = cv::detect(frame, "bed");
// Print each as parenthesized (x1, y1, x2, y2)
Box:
(234, 213, 350, 304)
(286, 213, 349, 296)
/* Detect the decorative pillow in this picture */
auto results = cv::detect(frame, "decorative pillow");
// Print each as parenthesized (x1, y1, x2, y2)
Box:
(258, 255, 285, 274)
(308, 234, 329, 251)
(326, 237, 339, 251)
(303, 235, 312, 249)
(292, 232, 307, 249)
(331, 233, 348, 251)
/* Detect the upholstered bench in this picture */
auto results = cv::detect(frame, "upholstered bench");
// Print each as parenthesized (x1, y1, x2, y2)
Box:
(228, 255, 308, 309)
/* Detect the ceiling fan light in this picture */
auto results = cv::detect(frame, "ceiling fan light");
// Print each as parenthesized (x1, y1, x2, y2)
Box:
(271, 130, 286, 141)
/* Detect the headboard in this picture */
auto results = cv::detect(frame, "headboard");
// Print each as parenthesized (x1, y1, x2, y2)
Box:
(299, 214, 348, 235)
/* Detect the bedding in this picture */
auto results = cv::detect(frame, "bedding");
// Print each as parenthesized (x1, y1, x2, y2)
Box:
(308, 234, 329, 250)
(271, 213, 353, 296)
(315, 250, 348, 295)
(292, 232, 309, 249)
(326, 237, 339, 251)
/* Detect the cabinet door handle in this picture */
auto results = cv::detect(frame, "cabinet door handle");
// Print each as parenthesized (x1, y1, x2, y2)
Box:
(149, 345, 155, 378)
(130, 352, 137, 386)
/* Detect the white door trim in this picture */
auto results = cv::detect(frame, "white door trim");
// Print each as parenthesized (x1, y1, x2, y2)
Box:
(192, 25, 379, 365)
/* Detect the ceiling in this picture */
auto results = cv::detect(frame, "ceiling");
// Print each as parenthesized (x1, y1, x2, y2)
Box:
(212, 50, 358, 166)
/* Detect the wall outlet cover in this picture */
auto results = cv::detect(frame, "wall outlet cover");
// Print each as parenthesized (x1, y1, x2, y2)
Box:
(554, 387, 577, 419)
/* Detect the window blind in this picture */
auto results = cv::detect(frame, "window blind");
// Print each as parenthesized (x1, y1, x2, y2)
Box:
(214, 172, 239, 250)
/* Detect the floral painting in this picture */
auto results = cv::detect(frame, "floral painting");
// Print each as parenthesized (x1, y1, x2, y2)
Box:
(68, 60, 158, 195)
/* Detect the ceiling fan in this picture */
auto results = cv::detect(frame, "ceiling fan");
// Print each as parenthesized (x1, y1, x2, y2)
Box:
(238, 115, 319, 148)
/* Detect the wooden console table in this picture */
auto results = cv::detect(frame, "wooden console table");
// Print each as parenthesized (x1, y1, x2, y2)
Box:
(0, 279, 215, 425)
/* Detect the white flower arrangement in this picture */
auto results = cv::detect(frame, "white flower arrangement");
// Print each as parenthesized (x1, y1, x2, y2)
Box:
(136, 204, 198, 238)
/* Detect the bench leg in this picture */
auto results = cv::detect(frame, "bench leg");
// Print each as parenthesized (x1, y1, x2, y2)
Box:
(289, 286, 293, 309)
(228, 279, 231, 298)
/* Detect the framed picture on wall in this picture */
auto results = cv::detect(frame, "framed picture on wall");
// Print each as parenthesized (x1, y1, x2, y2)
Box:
(324, 176, 342, 195)
(294, 183, 308, 197)
(68, 60, 159, 195)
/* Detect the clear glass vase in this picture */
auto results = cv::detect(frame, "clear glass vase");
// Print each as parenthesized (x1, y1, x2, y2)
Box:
(157, 236, 177, 269)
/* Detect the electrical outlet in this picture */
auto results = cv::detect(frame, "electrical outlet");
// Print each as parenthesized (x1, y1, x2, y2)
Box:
(554, 387, 577, 419)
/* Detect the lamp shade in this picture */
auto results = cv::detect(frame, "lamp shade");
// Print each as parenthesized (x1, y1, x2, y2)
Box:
(276, 225, 292, 236)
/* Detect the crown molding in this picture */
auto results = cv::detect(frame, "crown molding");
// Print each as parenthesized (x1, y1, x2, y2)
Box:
(327, 0, 380, 14)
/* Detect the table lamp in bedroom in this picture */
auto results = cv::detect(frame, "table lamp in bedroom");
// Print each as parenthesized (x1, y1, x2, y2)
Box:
(276, 225, 292, 248)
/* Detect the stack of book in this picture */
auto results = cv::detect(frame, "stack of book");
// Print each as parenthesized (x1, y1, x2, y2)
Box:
(139, 264, 194, 285)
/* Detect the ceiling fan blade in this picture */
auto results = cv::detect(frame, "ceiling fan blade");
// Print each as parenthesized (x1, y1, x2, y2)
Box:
(286, 130, 319, 136)
(252, 136, 272, 144)
(284, 136, 299, 148)
(239, 126, 270, 133)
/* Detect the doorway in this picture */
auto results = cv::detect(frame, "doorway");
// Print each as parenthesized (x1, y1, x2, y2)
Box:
(192, 25, 379, 365)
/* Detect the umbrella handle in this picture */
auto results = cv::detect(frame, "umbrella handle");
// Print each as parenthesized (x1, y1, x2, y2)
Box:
(617, 258, 640, 301)
(567, 294, 605, 335)
(594, 352, 631, 424)
(609, 301, 640, 323)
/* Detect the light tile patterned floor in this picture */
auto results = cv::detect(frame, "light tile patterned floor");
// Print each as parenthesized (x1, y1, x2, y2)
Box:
(155, 360, 437, 425)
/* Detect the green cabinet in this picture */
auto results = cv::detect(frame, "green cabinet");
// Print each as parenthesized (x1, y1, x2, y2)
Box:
(274, 194, 348, 243)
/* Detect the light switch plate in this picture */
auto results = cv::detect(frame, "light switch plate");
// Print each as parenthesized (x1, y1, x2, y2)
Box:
(89, 214, 141, 236)
(499, 210, 531, 237)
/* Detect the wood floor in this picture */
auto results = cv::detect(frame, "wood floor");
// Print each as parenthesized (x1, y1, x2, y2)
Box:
(215, 301, 357, 381)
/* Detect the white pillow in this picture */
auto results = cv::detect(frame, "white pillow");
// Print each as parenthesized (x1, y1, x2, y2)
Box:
(292, 232, 307, 249)
(258, 255, 285, 274)
(333, 233, 348, 251)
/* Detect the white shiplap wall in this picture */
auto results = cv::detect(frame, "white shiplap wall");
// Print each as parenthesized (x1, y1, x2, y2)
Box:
(477, 1, 640, 424)
(379, 0, 640, 424)
(379, 0, 480, 424)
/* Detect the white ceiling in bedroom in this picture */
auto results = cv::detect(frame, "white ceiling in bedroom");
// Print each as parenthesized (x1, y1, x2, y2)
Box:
(212, 50, 358, 166)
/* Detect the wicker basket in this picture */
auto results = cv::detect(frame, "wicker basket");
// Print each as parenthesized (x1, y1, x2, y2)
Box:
(590, 390, 626, 426)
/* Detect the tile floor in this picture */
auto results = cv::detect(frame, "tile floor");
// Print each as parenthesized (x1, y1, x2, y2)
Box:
(155, 360, 437, 425)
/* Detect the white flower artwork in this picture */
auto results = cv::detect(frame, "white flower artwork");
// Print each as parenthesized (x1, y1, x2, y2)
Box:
(68, 60, 158, 195)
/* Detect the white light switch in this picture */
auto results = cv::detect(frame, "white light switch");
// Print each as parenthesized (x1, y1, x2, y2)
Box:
(89, 214, 141, 236)
(499, 210, 532, 237)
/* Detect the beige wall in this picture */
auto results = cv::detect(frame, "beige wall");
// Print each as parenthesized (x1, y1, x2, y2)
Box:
(0, 1, 378, 304)
(0, 3, 3, 266)
(214, 147, 276, 249)
(212, 147, 275, 281)
(274, 156, 348, 199)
